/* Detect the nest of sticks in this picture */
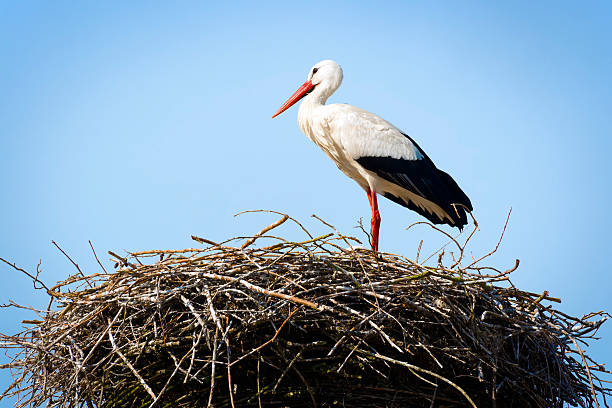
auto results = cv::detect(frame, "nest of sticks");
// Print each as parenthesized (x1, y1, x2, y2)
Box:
(1, 211, 610, 407)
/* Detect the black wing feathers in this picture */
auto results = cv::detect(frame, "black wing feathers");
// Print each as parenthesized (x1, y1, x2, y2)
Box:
(355, 133, 472, 229)
(382, 191, 448, 226)
(436, 169, 473, 212)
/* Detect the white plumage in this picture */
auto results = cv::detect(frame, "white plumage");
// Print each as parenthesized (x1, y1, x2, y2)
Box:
(273, 60, 472, 251)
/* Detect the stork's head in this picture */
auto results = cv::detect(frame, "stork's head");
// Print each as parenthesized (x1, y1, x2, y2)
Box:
(272, 60, 343, 118)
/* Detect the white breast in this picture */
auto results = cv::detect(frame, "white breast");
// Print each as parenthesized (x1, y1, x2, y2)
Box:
(298, 103, 370, 189)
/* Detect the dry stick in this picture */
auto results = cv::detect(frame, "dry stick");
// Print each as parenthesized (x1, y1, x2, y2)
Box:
(131, 248, 212, 256)
(27, 304, 110, 359)
(231, 309, 298, 366)
(262, 233, 334, 251)
(423, 235, 462, 266)
(107, 251, 137, 268)
(207, 326, 220, 408)
(185, 328, 205, 384)
(52, 241, 86, 279)
(510, 289, 561, 304)
(88, 240, 108, 274)
(312, 214, 364, 251)
(154, 341, 203, 408)
(449, 207, 482, 269)
(256, 356, 262, 408)
(337, 340, 364, 373)
(528, 291, 550, 311)
(272, 347, 305, 392)
(328, 311, 373, 357)
(465, 208, 512, 270)
(429, 382, 439, 408)
(204, 285, 224, 332)
(408, 367, 438, 387)
(470, 258, 520, 279)
(199, 272, 324, 311)
(191, 236, 222, 247)
(235, 210, 314, 239)
(51, 240, 93, 288)
(226, 324, 236, 408)
(406, 221, 464, 266)
(412, 209, 480, 269)
(241, 214, 289, 249)
(180, 295, 207, 328)
(416, 239, 423, 263)
(563, 329, 600, 408)
(204, 285, 235, 407)
(238, 234, 291, 251)
(274, 345, 318, 407)
(329, 298, 403, 353)
(367, 352, 477, 408)
(69, 308, 123, 386)
(407, 221, 463, 255)
(107, 321, 157, 401)
(0, 257, 50, 292)
(179, 295, 208, 383)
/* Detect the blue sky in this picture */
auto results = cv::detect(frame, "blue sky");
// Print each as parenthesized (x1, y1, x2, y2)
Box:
(1, 1, 611, 404)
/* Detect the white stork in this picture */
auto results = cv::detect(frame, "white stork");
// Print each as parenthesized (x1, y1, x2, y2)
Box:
(272, 60, 472, 252)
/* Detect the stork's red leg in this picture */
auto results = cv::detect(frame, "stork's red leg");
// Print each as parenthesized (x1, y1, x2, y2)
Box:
(366, 189, 381, 252)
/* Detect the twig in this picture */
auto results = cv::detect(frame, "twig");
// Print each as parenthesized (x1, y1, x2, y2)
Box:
(465, 208, 512, 269)
(241, 214, 289, 249)
(367, 351, 477, 408)
(231, 309, 298, 366)
(0, 257, 49, 292)
(52, 241, 86, 279)
(226, 320, 236, 408)
(88, 240, 108, 274)
(107, 322, 157, 401)
(199, 272, 324, 311)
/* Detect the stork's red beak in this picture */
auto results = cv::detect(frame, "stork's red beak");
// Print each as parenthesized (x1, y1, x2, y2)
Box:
(272, 80, 315, 118)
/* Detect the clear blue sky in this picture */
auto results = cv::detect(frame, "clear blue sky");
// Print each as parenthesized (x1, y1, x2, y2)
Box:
(1, 1, 611, 405)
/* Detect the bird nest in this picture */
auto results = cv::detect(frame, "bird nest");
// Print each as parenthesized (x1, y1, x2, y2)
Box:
(0, 211, 610, 407)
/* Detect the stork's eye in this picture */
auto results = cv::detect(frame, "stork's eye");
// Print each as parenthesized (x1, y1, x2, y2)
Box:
(312, 67, 319, 75)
